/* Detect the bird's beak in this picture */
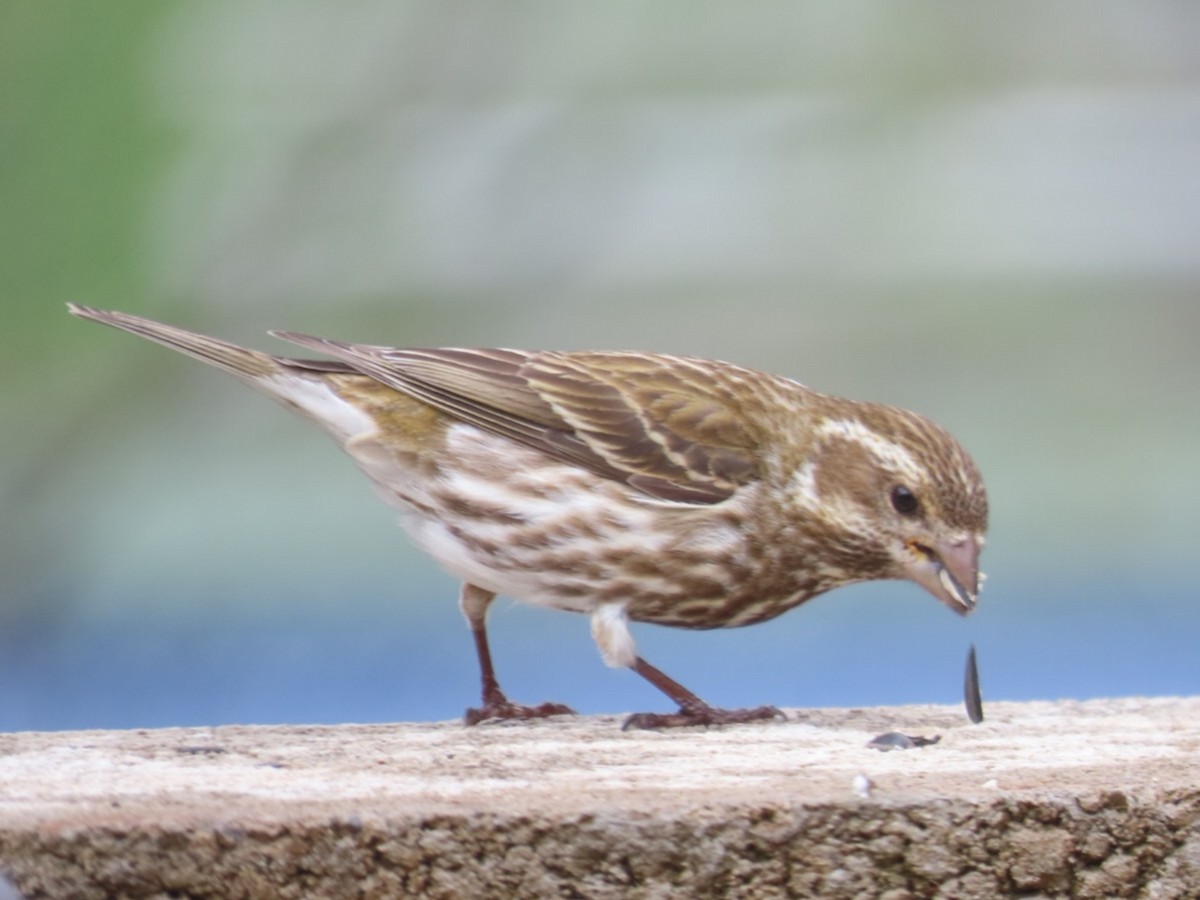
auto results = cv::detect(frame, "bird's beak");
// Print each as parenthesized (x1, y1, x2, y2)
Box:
(904, 535, 982, 615)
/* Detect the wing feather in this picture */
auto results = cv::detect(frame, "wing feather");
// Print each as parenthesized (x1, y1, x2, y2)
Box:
(271, 333, 767, 504)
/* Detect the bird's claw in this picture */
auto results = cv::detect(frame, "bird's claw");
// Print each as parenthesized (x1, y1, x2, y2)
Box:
(464, 700, 576, 726)
(621, 704, 786, 731)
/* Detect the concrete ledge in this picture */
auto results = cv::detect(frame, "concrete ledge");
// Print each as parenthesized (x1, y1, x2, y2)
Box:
(0, 697, 1197, 898)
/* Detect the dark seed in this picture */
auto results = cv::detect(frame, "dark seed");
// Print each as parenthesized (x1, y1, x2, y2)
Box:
(175, 745, 228, 756)
(964, 643, 984, 724)
(867, 731, 941, 751)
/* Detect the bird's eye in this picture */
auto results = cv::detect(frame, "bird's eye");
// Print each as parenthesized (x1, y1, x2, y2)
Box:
(890, 485, 920, 517)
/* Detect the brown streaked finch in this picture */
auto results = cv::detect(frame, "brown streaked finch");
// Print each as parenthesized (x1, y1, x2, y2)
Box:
(68, 304, 988, 729)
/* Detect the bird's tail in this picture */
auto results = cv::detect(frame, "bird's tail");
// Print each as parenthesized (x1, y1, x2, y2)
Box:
(67, 304, 285, 380)
(68, 304, 387, 447)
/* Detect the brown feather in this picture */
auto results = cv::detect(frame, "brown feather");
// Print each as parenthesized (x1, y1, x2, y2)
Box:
(270, 335, 772, 504)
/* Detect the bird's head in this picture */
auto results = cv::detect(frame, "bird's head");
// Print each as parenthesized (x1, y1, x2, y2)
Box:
(793, 403, 988, 614)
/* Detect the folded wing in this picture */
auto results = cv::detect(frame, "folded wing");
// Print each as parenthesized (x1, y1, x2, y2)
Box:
(272, 335, 766, 504)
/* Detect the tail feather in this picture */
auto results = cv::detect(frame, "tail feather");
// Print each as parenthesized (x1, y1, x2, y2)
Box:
(69, 304, 383, 444)
(67, 304, 283, 380)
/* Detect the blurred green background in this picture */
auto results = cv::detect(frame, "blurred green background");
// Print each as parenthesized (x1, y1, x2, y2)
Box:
(3, 2, 1198, 730)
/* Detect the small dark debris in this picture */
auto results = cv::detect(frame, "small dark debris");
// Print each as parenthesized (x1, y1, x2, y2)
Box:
(867, 732, 941, 751)
(175, 745, 228, 756)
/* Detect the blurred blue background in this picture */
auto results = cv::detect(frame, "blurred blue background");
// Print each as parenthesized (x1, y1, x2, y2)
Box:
(3, 3, 1198, 731)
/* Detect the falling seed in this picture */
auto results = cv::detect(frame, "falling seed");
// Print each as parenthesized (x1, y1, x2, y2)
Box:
(867, 732, 941, 751)
(964, 643, 984, 724)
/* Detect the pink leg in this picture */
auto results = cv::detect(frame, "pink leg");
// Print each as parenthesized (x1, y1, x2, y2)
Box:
(459, 584, 575, 726)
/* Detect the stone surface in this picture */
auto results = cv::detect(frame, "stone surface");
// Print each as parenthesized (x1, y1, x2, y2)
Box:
(0, 697, 1197, 898)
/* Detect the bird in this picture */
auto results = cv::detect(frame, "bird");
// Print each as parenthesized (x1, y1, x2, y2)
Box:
(68, 304, 988, 729)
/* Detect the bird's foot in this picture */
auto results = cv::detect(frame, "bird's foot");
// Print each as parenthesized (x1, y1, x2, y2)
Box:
(464, 699, 576, 726)
(621, 703, 786, 731)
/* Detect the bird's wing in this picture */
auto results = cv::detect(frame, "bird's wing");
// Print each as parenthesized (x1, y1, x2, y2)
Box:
(271, 335, 767, 504)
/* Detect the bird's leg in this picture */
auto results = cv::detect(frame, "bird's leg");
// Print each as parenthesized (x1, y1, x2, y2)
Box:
(459, 584, 575, 725)
(621, 656, 785, 730)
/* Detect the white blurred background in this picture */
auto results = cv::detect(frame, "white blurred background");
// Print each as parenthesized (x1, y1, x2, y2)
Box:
(3, 2, 1198, 729)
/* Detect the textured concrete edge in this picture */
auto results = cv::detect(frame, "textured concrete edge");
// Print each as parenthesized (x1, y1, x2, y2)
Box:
(1, 790, 1199, 899)
(1, 698, 1199, 898)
